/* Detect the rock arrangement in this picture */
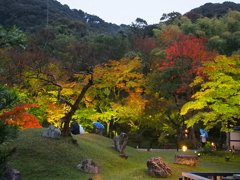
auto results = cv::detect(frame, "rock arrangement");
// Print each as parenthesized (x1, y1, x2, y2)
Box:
(42, 125, 61, 139)
(77, 159, 99, 174)
(146, 157, 172, 178)
(112, 132, 128, 153)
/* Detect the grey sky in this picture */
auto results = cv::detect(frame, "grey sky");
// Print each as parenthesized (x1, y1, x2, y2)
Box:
(57, 0, 239, 25)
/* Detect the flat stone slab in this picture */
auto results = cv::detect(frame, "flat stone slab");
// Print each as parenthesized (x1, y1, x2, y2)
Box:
(174, 154, 198, 166)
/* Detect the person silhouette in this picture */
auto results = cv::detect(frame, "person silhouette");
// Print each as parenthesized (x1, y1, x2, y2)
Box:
(200, 132, 207, 147)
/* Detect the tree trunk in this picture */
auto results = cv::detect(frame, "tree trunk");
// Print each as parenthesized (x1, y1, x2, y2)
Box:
(61, 78, 93, 137)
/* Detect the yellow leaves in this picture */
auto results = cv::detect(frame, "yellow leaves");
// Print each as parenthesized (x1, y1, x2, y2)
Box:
(93, 56, 144, 91)
(192, 89, 215, 99)
(181, 55, 240, 130)
(180, 100, 207, 115)
(46, 103, 68, 127)
(61, 88, 74, 96)
(190, 76, 203, 87)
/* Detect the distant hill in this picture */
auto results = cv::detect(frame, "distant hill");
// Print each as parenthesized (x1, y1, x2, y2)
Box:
(189, 1, 240, 18)
(0, 0, 128, 34)
(0, 0, 239, 34)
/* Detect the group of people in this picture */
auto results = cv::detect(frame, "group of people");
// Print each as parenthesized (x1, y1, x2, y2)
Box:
(70, 121, 103, 135)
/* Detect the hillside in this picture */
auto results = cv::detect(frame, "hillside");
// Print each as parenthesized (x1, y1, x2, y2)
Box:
(0, 0, 239, 34)
(190, 1, 240, 18)
(0, 0, 127, 34)
(7, 128, 240, 180)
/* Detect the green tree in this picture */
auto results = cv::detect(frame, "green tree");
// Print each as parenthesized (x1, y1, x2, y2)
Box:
(0, 25, 26, 48)
(181, 55, 240, 132)
(0, 26, 25, 178)
(0, 85, 19, 178)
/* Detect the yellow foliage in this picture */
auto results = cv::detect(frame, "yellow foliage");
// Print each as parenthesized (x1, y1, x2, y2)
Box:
(46, 103, 69, 127)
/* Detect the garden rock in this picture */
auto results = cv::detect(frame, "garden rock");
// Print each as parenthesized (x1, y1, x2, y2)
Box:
(112, 132, 128, 153)
(77, 159, 99, 174)
(42, 125, 61, 139)
(174, 154, 198, 166)
(146, 157, 172, 178)
(3, 164, 22, 180)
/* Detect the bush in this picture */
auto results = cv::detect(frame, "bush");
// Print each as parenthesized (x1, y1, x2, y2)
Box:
(0, 120, 19, 179)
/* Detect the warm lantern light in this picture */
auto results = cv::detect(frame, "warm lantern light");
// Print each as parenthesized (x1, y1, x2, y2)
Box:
(197, 153, 201, 157)
(182, 146, 187, 152)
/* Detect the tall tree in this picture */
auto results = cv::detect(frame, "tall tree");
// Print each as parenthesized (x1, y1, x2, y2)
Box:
(148, 29, 217, 143)
(25, 65, 94, 136)
(181, 55, 240, 132)
(151, 29, 217, 102)
(88, 57, 145, 136)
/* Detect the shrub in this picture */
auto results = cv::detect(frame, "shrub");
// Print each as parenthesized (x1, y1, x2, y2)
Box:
(0, 120, 19, 178)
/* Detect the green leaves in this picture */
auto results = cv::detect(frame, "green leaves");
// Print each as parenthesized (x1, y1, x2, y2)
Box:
(0, 26, 26, 49)
(0, 85, 19, 111)
(181, 55, 240, 132)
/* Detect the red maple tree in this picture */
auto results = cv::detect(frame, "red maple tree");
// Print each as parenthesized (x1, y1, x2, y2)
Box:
(157, 29, 217, 96)
(0, 104, 42, 129)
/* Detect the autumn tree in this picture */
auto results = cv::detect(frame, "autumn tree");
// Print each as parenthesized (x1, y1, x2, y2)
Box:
(0, 104, 42, 129)
(86, 57, 145, 137)
(23, 62, 94, 136)
(150, 29, 217, 103)
(181, 55, 240, 132)
(147, 29, 217, 144)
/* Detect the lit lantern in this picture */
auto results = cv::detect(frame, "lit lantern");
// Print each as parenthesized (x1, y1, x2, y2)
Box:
(182, 145, 187, 152)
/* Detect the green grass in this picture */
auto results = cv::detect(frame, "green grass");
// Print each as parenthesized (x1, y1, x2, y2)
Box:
(8, 128, 240, 180)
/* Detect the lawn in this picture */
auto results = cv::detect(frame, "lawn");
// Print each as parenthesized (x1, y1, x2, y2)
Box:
(8, 128, 240, 180)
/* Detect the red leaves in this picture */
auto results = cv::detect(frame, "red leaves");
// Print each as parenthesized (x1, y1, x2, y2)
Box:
(0, 104, 42, 129)
(156, 28, 218, 95)
(132, 35, 157, 55)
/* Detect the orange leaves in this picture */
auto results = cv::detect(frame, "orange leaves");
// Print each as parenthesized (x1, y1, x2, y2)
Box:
(0, 104, 42, 129)
(116, 83, 126, 88)
(11, 112, 42, 129)
(84, 96, 97, 108)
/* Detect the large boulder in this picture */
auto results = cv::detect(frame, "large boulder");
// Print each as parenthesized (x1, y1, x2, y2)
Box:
(112, 132, 128, 153)
(42, 125, 61, 139)
(146, 157, 172, 178)
(77, 159, 99, 174)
